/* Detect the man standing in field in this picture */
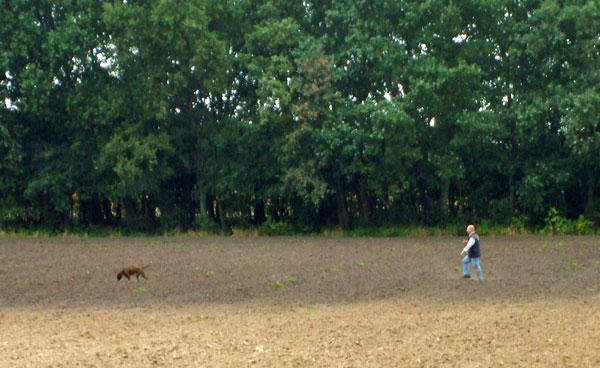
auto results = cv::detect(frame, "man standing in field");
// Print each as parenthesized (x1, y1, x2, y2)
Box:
(460, 224, 483, 280)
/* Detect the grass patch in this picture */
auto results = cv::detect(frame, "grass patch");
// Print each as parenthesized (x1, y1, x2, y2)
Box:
(345, 226, 446, 237)
(232, 227, 259, 237)
(565, 261, 578, 270)
(137, 286, 148, 293)
(345, 223, 535, 237)
(1, 219, 597, 238)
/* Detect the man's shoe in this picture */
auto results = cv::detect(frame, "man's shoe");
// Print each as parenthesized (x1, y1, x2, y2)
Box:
(463, 275, 470, 278)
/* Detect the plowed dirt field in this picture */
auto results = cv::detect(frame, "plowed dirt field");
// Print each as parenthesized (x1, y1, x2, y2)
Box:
(1, 236, 599, 367)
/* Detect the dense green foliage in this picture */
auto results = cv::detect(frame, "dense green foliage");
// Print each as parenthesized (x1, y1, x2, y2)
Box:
(1, 0, 600, 234)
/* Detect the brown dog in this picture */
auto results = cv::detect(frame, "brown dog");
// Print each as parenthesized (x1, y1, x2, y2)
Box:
(117, 264, 150, 281)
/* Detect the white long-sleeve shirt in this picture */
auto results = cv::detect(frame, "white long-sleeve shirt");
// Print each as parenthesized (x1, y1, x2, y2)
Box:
(462, 237, 476, 254)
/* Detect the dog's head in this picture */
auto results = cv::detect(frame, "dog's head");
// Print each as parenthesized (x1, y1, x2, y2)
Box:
(117, 272, 123, 281)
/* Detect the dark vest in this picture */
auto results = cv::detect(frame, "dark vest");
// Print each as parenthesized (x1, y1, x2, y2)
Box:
(468, 232, 481, 258)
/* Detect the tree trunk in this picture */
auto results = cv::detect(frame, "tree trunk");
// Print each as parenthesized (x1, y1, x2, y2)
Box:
(142, 194, 155, 220)
(336, 192, 349, 230)
(79, 199, 90, 228)
(440, 179, 450, 219)
(217, 199, 227, 232)
(123, 197, 137, 220)
(102, 197, 117, 226)
(335, 175, 350, 230)
(198, 190, 208, 219)
(587, 169, 595, 208)
(254, 198, 266, 224)
(509, 172, 515, 213)
(358, 175, 371, 226)
(90, 197, 104, 225)
(114, 200, 122, 226)
(417, 177, 427, 221)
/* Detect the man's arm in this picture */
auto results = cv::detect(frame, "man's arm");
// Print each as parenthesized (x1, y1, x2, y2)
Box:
(460, 237, 475, 256)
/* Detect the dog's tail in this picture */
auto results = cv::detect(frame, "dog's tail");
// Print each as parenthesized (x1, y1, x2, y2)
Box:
(141, 263, 152, 269)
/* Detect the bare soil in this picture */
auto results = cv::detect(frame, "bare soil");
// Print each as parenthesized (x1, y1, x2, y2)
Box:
(1, 236, 599, 367)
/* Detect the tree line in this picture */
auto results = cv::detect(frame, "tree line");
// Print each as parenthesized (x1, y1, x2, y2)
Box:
(1, 0, 599, 233)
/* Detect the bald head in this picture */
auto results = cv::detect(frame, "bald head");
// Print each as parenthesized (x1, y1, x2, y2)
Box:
(466, 225, 475, 234)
